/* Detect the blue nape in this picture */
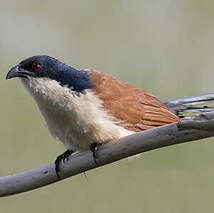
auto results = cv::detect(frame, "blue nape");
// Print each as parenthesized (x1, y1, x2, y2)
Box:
(55, 67, 94, 93)
(45, 57, 95, 92)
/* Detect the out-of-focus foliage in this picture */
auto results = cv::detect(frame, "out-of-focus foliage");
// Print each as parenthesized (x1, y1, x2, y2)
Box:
(1, 1, 214, 212)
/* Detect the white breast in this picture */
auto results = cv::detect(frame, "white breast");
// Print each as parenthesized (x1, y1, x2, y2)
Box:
(21, 77, 133, 151)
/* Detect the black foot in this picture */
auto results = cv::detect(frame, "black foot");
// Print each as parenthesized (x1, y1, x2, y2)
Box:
(55, 149, 74, 178)
(89, 143, 101, 165)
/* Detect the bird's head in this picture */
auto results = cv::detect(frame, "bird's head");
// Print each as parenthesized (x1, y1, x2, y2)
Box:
(6, 55, 94, 92)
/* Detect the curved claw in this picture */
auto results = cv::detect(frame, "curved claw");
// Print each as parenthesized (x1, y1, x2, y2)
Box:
(89, 143, 102, 165)
(55, 149, 74, 178)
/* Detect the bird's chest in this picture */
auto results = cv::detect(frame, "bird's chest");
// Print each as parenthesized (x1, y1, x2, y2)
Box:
(22, 78, 132, 151)
(34, 92, 106, 150)
(38, 99, 94, 150)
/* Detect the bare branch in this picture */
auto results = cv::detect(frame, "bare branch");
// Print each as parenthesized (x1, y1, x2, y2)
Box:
(178, 112, 214, 130)
(1, 118, 214, 197)
(1, 93, 214, 197)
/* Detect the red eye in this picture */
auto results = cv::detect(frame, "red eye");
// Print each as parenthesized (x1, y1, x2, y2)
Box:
(32, 64, 41, 71)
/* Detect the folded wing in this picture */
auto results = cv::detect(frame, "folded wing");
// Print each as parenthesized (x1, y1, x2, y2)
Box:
(87, 69, 179, 132)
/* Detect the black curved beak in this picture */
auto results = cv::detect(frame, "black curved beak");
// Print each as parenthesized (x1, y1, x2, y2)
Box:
(6, 65, 20, 79)
(6, 65, 34, 80)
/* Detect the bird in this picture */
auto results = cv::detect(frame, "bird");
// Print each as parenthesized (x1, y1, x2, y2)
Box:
(6, 55, 179, 178)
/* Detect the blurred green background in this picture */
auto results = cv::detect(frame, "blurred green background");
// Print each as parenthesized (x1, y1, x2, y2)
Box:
(1, 0, 214, 212)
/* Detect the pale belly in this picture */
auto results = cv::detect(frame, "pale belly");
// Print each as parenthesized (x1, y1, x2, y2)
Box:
(21, 77, 133, 151)
(38, 101, 132, 151)
(37, 100, 109, 151)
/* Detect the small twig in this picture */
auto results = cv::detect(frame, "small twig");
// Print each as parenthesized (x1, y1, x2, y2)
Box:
(178, 112, 214, 130)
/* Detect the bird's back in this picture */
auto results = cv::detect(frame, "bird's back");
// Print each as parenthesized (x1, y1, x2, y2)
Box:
(87, 69, 179, 132)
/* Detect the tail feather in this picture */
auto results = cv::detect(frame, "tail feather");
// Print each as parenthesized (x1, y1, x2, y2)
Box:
(163, 93, 214, 118)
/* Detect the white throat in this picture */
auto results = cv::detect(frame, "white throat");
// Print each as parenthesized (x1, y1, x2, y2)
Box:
(21, 77, 133, 150)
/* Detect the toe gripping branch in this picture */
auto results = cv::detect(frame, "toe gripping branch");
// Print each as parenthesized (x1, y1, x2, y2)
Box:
(55, 143, 101, 178)
(55, 149, 74, 178)
(89, 143, 102, 165)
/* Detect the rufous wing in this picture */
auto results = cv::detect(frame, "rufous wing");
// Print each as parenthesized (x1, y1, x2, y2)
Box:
(87, 69, 179, 132)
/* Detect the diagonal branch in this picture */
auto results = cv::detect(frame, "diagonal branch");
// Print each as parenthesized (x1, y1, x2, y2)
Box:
(1, 94, 214, 197)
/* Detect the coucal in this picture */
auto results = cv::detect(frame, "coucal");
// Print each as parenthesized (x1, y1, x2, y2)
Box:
(6, 55, 179, 177)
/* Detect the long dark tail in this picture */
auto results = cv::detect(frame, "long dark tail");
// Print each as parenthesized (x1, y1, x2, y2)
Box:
(163, 93, 214, 118)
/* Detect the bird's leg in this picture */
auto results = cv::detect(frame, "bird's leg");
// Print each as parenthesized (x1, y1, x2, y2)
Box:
(55, 149, 74, 178)
(89, 143, 102, 165)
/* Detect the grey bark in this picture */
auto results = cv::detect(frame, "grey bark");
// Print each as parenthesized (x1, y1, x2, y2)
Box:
(1, 94, 214, 197)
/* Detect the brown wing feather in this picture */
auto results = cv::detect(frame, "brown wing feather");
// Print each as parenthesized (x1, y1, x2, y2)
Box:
(87, 69, 179, 132)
